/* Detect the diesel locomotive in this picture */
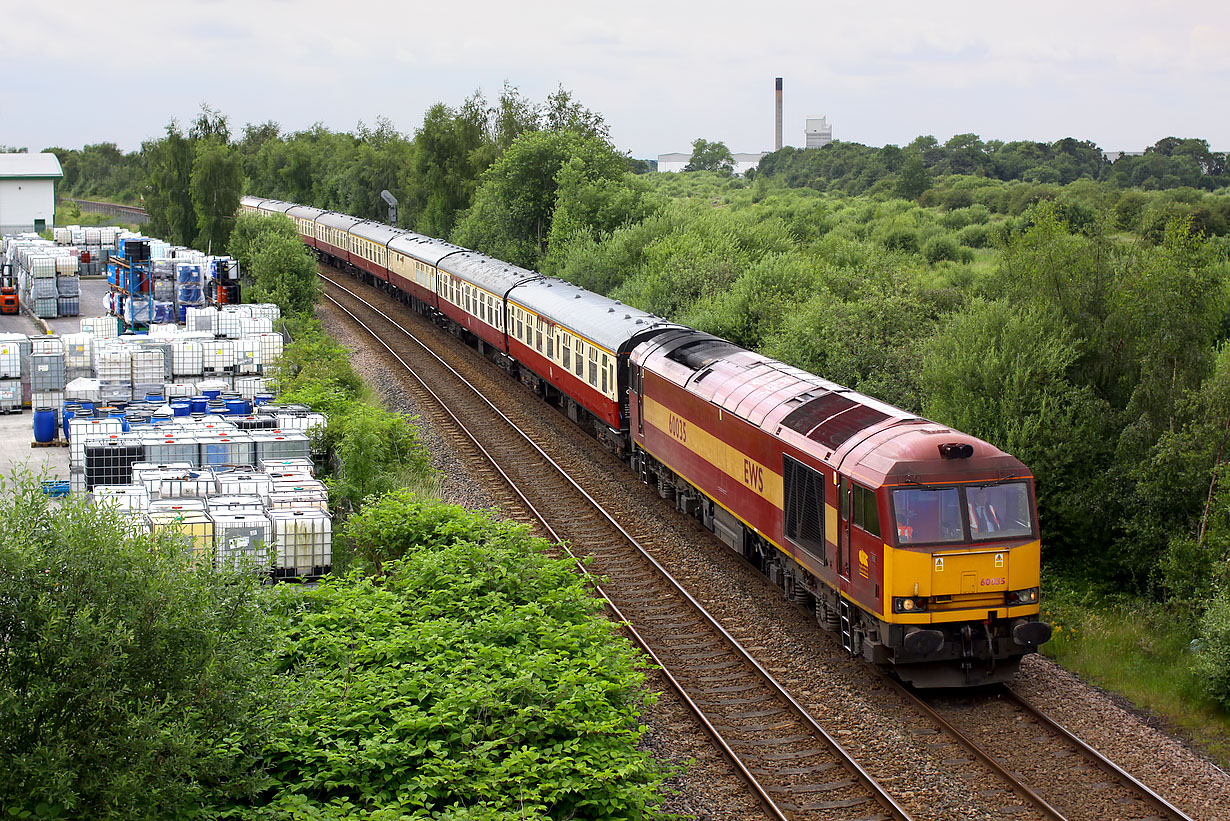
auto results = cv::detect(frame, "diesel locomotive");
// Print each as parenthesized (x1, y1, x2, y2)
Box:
(241, 195, 1051, 687)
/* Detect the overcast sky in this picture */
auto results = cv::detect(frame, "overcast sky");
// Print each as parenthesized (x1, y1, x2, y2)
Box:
(4, 0, 1227, 158)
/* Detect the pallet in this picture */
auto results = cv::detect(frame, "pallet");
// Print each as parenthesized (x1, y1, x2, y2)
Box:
(31, 439, 68, 448)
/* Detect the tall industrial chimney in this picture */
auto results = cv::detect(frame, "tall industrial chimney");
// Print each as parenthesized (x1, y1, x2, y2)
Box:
(775, 77, 783, 151)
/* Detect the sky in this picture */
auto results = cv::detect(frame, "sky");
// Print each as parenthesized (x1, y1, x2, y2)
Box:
(3, 0, 1228, 159)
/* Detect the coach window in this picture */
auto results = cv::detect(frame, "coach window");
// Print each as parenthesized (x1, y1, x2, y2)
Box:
(589, 347, 598, 386)
(535, 319, 543, 353)
(852, 484, 881, 538)
(546, 327, 554, 359)
(562, 335, 571, 370)
(601, 353, 610, 394)
(575, 341, 585, 377)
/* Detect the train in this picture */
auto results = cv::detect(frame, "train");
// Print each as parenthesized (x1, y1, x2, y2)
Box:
(240, 195, 1052, 688)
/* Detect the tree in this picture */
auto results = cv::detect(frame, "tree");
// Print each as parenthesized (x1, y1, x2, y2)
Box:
(404, 96, 492, 238)
(238, 217, 320, 314)
(143, 123, 196, 245)
(189, 138, 243, 253)
(896, 153, 931, 199)
(685, 138, 734, 174)
(452, 130, 626, 269)
(543, 85, 609, 140)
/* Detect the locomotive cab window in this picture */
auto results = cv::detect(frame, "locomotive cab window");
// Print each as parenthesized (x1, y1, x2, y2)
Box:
(893, 482, 1034, 545)
(892, 487, 964, 544)
(851, 483, 880, 538)
(966, 482, 1033, 540)
(783, 455, 826, 563)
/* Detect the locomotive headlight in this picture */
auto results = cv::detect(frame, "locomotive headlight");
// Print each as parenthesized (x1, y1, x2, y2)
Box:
(893, 596, 928, 613)
(1007, 587, 1039, 606)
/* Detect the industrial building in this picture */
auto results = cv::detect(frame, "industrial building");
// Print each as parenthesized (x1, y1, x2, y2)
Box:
(0, 153, 63, 235)
(657, 77, 833, 175)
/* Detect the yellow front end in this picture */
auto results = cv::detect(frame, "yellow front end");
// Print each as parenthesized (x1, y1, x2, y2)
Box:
(883, 539, 1042, 624)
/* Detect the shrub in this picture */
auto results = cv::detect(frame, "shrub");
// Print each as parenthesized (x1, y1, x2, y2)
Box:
(922, 234, 961, 263)
(0, 472, 276, 818)
(261, 492, 669, 817)
(1193, 590, 1230, 708)
(957, 223, 992, 248)
(882, 227, 920, 253)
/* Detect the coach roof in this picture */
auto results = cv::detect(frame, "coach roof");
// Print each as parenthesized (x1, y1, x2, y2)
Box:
(512, 275, 677, 353)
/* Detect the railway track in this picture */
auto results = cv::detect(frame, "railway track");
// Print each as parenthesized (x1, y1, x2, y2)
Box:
(885, 678, 1193, 821)
(319, 266, 1212, 821)
(319, 270, 913, 821)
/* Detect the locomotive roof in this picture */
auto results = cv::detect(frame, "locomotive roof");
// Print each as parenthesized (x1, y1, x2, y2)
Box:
(635, 329, 1029, 485)
(350, 220, 404, 245)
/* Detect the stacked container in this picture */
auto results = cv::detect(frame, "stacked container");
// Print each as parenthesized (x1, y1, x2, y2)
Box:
(213, 511, 273, 570)
(130, 349, 165, 400)
(62, 333, 93, 380)
(269, 508, 332, 578)
(94, 347, 132, 405)
(0, 333, 21, 413)
(252, 333, 283, 374)
(202, 339, 235, 375)
(146, 505, 214, 568)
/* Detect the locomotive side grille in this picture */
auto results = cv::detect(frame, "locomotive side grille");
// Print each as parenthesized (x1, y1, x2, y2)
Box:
(783, 455, 827, 563)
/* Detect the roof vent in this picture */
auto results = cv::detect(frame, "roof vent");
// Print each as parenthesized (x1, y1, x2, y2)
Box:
(635, 319, 643, 325)
(624, 314, 631, 319)
(608, 307, 615, 312)
(939, 443, 974, 459)
(614, 300, 622, 305)
(575, 294, 582, 299)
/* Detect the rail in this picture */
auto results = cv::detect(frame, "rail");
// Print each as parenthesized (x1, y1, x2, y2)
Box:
(319, 270, 915, 821)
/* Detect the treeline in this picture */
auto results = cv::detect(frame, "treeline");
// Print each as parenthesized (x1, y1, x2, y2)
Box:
(757, 135, 1228, 196)
(44, 85, 622, 263)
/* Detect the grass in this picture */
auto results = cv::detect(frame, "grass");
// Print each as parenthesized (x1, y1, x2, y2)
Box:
(1041, 578, 1230, 765)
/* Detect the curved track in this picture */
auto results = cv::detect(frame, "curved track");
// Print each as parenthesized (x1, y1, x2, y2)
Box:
(320, 271, 913, 821)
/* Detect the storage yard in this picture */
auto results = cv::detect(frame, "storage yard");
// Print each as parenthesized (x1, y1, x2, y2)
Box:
(0, 227, 334, 579)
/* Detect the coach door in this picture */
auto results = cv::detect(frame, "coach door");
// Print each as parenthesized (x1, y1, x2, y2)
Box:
(632, 364, 644, 435)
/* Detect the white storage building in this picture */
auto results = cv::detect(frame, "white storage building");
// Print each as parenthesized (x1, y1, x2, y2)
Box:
(0, 153, 63, 235)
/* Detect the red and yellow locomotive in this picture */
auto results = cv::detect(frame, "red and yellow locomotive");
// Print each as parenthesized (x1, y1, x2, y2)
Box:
(630, 331, 1051, 687)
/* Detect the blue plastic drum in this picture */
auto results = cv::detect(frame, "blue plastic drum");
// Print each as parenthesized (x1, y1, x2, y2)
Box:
(62, 403, 81, 440)
(33, 408, 56, 443)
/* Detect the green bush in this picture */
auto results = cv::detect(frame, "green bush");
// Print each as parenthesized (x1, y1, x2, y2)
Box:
(882, 227, 920, 253)
(922, 234, 961, 263)
(1194, 590, 1230, 708)
(957, 223, 992, 248)
(0, 472, 276, 818)
(259, 491, 668, 817)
